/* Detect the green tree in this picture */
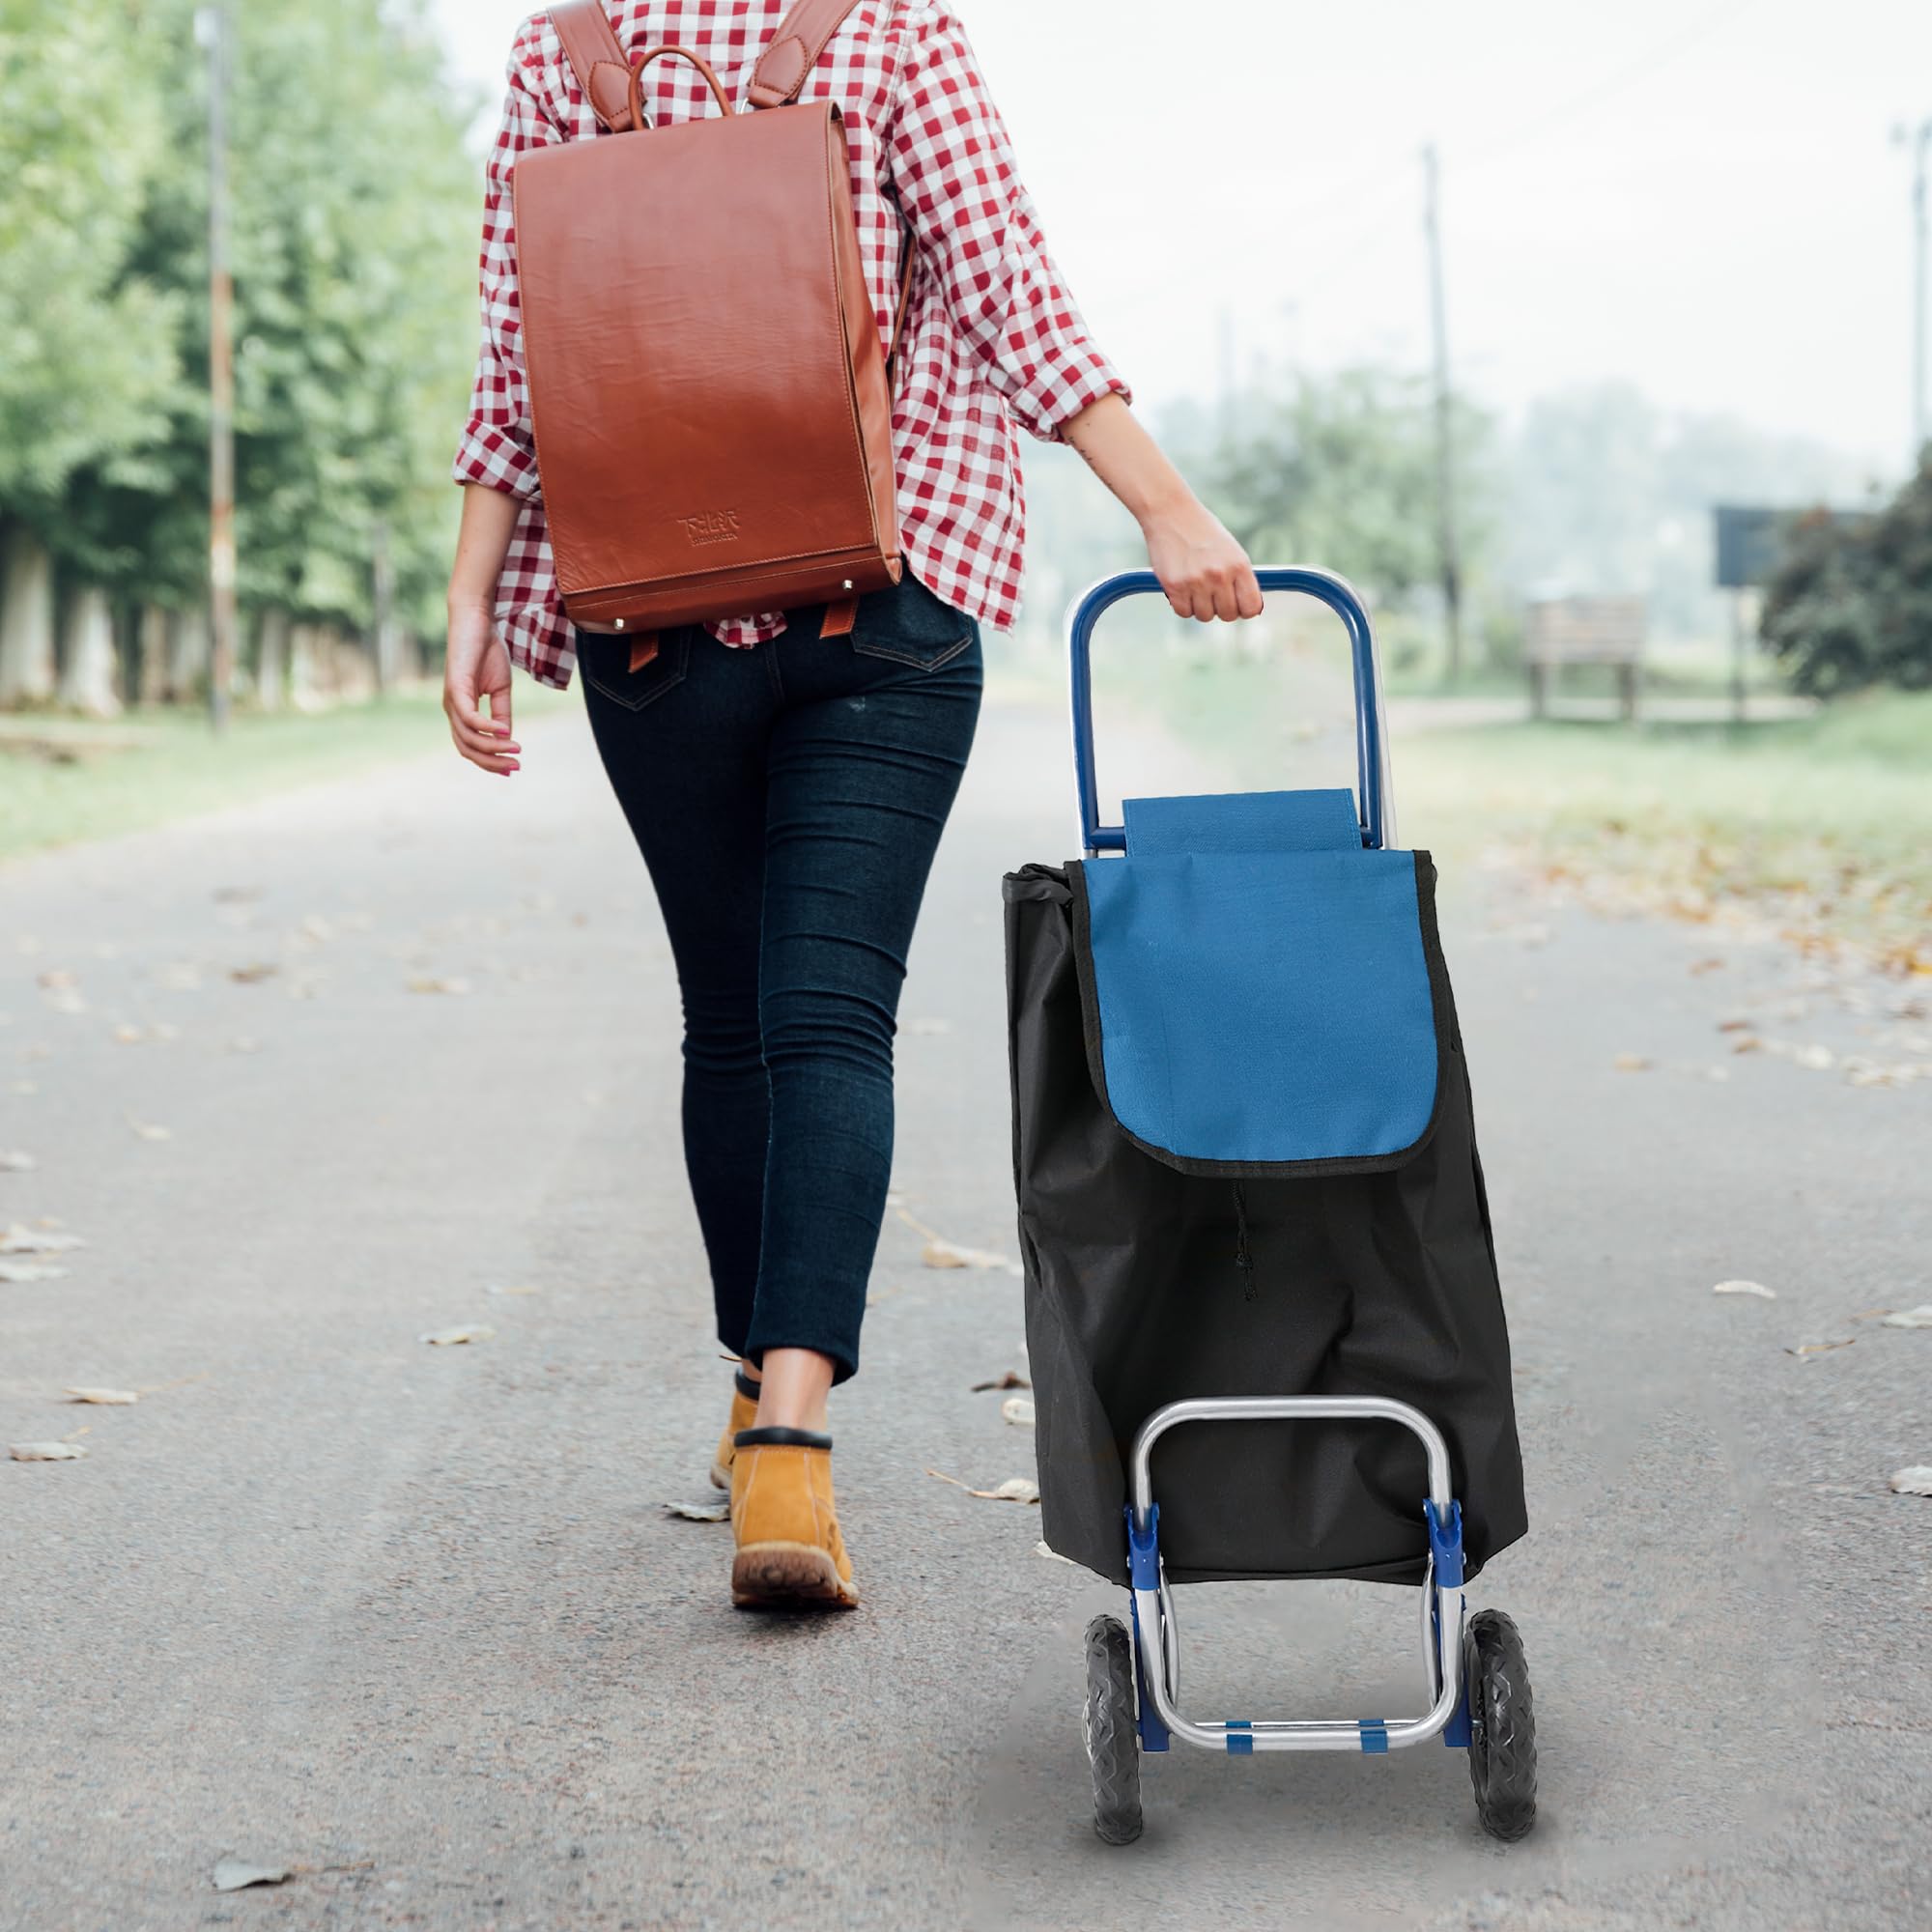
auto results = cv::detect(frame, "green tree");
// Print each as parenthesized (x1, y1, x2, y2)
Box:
(0, 0, 184, 525)
(1207, 367, 1492, 610)
(1761, 462, 1932, 696)
(48, 0, 480, 646)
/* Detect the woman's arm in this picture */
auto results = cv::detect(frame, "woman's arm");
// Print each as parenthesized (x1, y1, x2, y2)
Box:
(443, 485, 521, 777)
(1062, 395, 1263, 623)
(444, 23, 560, 775)
(887, 7, 1259, 623)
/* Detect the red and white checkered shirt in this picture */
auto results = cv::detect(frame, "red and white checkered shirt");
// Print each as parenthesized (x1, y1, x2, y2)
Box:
(454, 0, 1128, 689)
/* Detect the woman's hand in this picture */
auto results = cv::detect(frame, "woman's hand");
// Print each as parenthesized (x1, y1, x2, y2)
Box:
(1141, 498, 1264, 624)
(443, 597, 520, 776)
(1059, 393, 1263, 623)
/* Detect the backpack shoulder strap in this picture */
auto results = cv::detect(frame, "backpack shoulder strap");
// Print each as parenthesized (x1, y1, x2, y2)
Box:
(748, 0, 865, 109)
(551, 1, 637, 132)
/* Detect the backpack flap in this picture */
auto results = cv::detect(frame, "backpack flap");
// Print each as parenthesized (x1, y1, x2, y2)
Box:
(1068, 834, 1448, 1176)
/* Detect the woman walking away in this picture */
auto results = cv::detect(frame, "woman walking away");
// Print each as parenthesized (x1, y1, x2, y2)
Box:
(443, 0, 1261, 1611)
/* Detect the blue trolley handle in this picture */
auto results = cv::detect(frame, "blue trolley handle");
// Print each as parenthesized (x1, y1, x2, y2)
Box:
(1067, 567, 1395, 857)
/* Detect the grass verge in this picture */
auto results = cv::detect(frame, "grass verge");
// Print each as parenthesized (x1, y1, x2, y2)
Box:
(0, 685, 577, 864)
(1121, 646, 1932, 970)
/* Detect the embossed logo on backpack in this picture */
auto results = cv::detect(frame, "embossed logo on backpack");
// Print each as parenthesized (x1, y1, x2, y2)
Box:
(677, 509, 743, 548)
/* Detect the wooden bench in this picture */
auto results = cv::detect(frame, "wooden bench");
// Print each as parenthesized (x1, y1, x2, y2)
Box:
(1525, 597, 1646, 720)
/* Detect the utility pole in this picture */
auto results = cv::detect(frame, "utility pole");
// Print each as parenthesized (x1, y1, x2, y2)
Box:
(1897, 118, 1932, 466)
(1422, 144, 1463, 685)
(197, 3, 236, 733)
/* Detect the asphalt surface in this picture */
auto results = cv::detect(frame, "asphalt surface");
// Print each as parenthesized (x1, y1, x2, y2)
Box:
(2, 687, 1928, 1932)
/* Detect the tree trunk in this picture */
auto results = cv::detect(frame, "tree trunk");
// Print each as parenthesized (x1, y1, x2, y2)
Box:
(137, 605, 169, 707)
(167, 606, 211, 703)
(56, 586, 123, 717)
(288, 622, 320, 710)
(0, 527, 57, 706)
(372, 519, 397, 695)
(256, 609, 288, 712)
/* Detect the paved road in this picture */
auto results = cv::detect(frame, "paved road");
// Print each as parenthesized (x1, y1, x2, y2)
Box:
(3, 689, 1927, 1931)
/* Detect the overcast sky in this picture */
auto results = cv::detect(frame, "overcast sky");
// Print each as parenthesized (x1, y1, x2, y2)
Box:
(431, 0, 1932, 482)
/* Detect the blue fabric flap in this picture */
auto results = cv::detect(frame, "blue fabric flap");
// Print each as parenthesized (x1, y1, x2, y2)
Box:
(1122, 788, 1361, 856)
(1079, 848, 1439, 1167)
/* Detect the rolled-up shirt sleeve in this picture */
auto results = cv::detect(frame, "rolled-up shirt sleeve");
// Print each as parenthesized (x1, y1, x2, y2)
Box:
(452, 25, 560, 499)
(886, 3, 1129, 442)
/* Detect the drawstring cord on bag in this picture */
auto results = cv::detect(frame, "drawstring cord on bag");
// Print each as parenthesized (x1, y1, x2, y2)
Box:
(1233, 1181, 1257, 1301)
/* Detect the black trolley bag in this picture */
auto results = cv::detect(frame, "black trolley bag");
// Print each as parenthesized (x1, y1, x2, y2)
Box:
(1002, 568, 1536, 1845)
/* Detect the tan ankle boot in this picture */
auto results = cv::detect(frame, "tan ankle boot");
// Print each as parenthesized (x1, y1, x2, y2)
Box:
(729, 1429, 859, 1609)
(710, 1368, 761, 1491)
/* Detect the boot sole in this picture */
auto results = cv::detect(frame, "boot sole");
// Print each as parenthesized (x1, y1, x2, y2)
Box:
(731, 1541, 859, 1610)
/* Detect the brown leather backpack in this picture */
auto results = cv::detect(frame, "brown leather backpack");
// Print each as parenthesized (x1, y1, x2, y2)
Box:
(514, 0, 910, 644)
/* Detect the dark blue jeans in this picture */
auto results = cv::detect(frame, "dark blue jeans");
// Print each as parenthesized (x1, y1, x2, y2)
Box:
(580, 572, 983, 1382)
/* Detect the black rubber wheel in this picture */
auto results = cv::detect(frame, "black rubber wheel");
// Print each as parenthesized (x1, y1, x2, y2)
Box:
(1464, 1608, 1538, 1842)
(1083, 1614, 1144, 1845)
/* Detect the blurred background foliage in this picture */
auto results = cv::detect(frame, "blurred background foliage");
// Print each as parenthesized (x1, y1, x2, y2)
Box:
(0, 0, 475, 704)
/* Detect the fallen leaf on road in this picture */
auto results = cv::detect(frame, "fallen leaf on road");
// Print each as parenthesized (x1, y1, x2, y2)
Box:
(1731, 1036, 1765, 1055)
(11, 1441, 87, 1462)
(0, 1260, 66, 1283)
(1714, 1280, 1776, 1299)
(926, 1467, 1038, 1504)
(1690, 958, 1726, 977)
(111, 1023, 147, 1045)
(0, 1151, 35, 1173)
(1889, 1467, 1932, 1497)
(895, 1205, 1020, 1275)
(662, 1495, 731, 1523)
(971, 1371, 1030, 1392)
(486, 1284, 541, 1297)
(229, 962, 279, 984)
(420, 1325, 495, 1347)
(63, 1388, 138, 1405)
(1783, 1339, 1855, 1357)
(0, 1224, 84, 1254)
(409, 976, 471, 996)
(1034, 1541, 1076, 1565)
(1791, 1043, 1835, 1071)
(1717, 1018, 1753, 1032)
(922, 1238, 1016, 1272)
(125, 1115, 171, 1143)
(211, 1859, 292, 1892)
(36, 969, 76, 990)
(1613, 1053, 1652, 1072)
(1881, 1306, 1932, 1328)
(1001, 1395, 1036, 1427)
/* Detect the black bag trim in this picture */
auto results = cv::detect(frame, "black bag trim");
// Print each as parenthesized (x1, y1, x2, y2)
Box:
(1064, 851, 1459, 1180)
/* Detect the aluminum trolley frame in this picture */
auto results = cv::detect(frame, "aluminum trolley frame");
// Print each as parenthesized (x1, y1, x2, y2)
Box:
(1068, 568, 1475, 1764)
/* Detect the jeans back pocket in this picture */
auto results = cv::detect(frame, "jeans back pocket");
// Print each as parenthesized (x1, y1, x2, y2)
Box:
(580, 629, 693, 711)
(849, 570, 977, 671)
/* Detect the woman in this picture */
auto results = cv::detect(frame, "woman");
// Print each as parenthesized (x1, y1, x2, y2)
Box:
(445, 0, 1260, 1611)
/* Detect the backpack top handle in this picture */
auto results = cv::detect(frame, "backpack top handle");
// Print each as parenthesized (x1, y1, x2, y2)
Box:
(550, 0, 864, 131)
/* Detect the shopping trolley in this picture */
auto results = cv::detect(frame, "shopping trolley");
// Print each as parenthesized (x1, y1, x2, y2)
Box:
(1002, 568, 1537, 1844)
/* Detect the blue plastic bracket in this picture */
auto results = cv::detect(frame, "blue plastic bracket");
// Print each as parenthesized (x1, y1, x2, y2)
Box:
(1125, 1502, 1161, 1591)
(1425, 1498, 1473, 1747)
(1225, 1719, 1255, 1756)
(1423, 1497, 1464, 1590)
(1124, 1505, 1170, 1752)
(1127, 1593, 1171, 1753)
(1357, 1719, 1390, 1754)
(1067, 568, 1388, 856)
